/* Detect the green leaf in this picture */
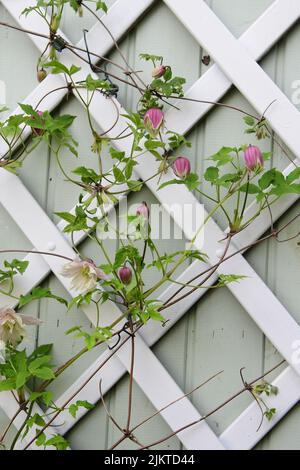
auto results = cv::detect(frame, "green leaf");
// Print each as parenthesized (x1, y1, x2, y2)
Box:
(69, 65, 81, 76)
(113, 166, 126, 183)
(0, 258, 29, 284)
(72, 166, 99, 183)
(29, 355, 52, 371)
(204, 166, 219, 183)
(209, 147, 235, 166)
(55, 212, 75, 224)
(44, 60, 70, 75)
(144, 140, 165, 151)
(258, 169, 278, 190)
(185, 173, 200, 190)
(96, 1, 108, 12)
(29, 391, 53, 407)
(29, 344, 53, 360)
(16, 371, 28, 389)
(127, 180, 143, 192)
(262, 152, 272, 162)
(4, 259, 29, 274)
(12, 350, 27, 373)
(243, 116, 256, 126)
(158, 179, 185, 190)
(0, 378, 16, 391)
(76, 400, 95, 410)
(239, 183, 261, 194)
(148, 308, 165, 322)
(36, 432, 46, 447)
(109, 147, 125, 161)
(218, 173, 240, 187)
(19, 103, 36, 116)
(31, 367, 55, 380)
(69, 400, 95, 418)
(45, 435, 70, 450)
(286, 167, 300, 184)
(264, 408, 276, 421)
(218, 274, 247, 286)
(164, 67, 172, 81)
(69, 404, 78, 418)
(19, 287, 68, 308)
(26, 413, 45, 428)
(125, 159, 136, 179)
(139, 53, 163, 64)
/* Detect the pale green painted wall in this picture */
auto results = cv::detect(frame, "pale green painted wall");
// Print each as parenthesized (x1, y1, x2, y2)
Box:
(0, 0, 300, 450)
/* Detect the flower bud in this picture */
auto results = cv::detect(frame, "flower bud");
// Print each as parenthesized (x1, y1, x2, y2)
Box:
(37, 69, 47, 83)
(144, 108, 164, 137)
(152, 65, 167, 79)
(136, 202, 149, 219)
(119, 266, 132, 285)
(244, 145, 263, 171)
(173, 156, 191, 179)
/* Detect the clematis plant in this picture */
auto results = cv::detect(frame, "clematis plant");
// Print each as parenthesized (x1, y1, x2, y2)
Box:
(0, 0, 299, 451)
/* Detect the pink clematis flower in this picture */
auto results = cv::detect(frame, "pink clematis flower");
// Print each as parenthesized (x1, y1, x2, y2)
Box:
(136, 202, 150, 219)
(173, 156, 191, 179)
(119, 266, 133, 285)
(244, 145, 264, 171)
(144, 108, 164, 137)
(152, 65, 167, 79)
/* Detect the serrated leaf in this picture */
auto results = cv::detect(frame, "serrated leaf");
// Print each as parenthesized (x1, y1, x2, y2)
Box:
(31, 367, 55, 380)
(0, 378, 16, 391)
(204, 166, 219, 183)
(19, 287, 68, 308)
(29, 355, 52, 371)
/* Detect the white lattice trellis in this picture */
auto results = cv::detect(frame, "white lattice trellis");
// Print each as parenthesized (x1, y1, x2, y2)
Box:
(1, 0, 300, 450)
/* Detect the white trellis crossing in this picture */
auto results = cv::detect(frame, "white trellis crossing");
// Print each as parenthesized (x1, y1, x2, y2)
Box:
(0, 0, 300, 450)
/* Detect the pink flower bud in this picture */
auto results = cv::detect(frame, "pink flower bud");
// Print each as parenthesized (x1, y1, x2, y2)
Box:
(119, 266, 132, 285)
(144, 108, 164, 137)
(244, 145, 264, 171)
(152, 65, 167, 79)
(173, 156, 191, 179)
(136, 202, 149, 219)
(32, 111, 45, 136)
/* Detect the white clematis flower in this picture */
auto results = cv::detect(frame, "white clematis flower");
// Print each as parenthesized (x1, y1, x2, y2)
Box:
(0, 307, 41, 347)
(61, 257, 109, 294)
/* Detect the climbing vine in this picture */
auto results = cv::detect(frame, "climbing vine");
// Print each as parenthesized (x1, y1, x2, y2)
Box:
(0, 0, 299, 450)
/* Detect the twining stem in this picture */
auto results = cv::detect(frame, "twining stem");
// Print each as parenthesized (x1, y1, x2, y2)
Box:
(125, 315, 135, 433)
(138, 360, 286, 450)
(0, 249, 73, 262)
(110, 370, 224, 449)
